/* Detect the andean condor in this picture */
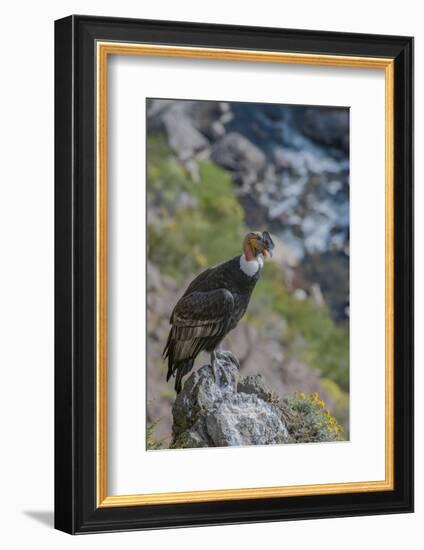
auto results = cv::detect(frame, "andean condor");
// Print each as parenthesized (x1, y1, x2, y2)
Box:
(163, 231, 275, 393)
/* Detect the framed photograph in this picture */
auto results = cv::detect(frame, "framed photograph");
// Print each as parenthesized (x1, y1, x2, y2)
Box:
(54, 15, 413, 534)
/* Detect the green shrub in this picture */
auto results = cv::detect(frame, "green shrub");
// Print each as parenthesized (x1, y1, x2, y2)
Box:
(282, 392, 344, 443)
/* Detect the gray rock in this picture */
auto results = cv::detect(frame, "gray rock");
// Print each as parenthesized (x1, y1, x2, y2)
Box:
(171, 351, 289, 448)
(211, 132, 266, 178)
(162, 105, 209, 162)
(237, 374, 274, 402)
(205, 395, 287, 447)
(300, 108, 349, 152)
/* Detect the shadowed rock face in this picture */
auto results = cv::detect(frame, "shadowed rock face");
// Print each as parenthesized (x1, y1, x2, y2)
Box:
(171, 351, 289, 448)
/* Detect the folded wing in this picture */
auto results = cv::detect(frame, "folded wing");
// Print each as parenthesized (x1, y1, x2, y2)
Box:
(164, 289, 235, 381)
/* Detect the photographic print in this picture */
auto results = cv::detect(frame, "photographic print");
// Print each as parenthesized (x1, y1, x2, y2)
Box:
(146, 98, 350, 450)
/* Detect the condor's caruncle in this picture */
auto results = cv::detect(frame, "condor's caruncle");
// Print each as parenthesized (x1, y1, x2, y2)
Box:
(164, 231, 275, 393)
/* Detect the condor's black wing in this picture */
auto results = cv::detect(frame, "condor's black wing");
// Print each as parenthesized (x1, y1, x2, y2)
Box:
(164, 288, 235, 364)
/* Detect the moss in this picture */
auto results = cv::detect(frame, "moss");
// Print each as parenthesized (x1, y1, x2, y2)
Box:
(169, 437, 190, 449)
(159, 387, 176, 402)
(282, 392, 344, 443)
(170, 405, 206, 449)
(146, 421, 163, 450)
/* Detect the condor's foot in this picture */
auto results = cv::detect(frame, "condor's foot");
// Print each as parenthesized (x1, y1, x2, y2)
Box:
(209, 350, 238, 388)
(210, 351, 220, 382)
(215, 350, 240, 369)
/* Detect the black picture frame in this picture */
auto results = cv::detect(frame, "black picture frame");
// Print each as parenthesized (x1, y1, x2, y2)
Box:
(55, 14, 414, 534)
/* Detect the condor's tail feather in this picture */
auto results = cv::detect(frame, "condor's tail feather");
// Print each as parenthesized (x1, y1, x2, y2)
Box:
(173, 359, 194, 394)
(163, 332, 194, 393)
(165, 356, 194, 394)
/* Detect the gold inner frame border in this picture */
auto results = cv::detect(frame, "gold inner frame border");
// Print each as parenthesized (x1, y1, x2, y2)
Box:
(96, 42, 395, 508)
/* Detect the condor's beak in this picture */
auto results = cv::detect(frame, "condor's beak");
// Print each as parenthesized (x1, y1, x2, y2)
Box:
(262, 231, 275, 258)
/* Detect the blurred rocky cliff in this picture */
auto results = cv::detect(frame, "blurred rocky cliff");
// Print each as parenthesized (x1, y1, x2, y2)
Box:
(147, 99, 349, 321)
(146, 99, 350, 447)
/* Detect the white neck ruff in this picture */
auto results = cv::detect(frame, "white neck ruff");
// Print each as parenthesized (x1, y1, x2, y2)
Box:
(240, 254, 263, 277)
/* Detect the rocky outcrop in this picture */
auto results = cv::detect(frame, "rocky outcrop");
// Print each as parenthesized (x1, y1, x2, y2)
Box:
(170, 351, 343, 449)
(171, 351, 289, 448)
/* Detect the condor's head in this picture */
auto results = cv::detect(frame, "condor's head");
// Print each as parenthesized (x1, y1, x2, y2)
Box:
(243, 231, 275, 261)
